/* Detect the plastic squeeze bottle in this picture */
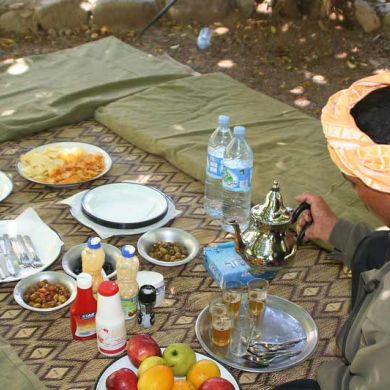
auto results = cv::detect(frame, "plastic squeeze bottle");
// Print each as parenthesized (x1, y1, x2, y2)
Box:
(70, 273, 97, 341)
(96, 281, 127, 356)
(116, 245, 139, 320)
(82, 237, 105, 294)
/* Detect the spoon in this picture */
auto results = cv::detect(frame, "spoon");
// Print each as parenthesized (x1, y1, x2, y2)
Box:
(244, 350, 302, 366)
(250, 337, 306, 352)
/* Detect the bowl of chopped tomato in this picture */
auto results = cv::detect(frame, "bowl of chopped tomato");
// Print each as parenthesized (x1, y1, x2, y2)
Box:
(13, 271, 77, 313)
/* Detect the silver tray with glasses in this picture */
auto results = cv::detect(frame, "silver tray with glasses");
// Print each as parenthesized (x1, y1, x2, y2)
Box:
(195, 294, 318, 373)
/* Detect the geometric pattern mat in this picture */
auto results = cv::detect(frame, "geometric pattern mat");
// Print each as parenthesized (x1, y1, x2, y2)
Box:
(0, 121, 351, 389)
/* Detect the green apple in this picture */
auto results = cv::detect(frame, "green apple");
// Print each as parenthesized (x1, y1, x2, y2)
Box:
(137, 356, 167, 377)
(163, 343, 196, 376)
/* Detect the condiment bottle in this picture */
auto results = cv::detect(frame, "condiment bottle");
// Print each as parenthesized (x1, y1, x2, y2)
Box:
(137, 284, 157, 328)
(70, 273, 97, 341)
(116, 245, 139, 320)
(96, 281, 127, 356)
(82, 237, 105, 294)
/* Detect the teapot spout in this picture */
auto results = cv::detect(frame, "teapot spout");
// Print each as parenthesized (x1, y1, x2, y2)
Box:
(228, 220, 246, 255)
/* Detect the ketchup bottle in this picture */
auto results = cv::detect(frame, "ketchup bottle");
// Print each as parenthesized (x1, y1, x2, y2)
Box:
(70, 273, 97, 341)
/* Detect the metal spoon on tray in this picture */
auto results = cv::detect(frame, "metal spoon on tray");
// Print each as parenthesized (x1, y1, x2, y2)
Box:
(244, 350, 302, 366)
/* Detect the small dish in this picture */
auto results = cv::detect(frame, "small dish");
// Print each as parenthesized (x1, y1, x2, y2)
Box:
(0, 171, 13, 202)
(62, 243, 120, 279)
(137, 228, 199, 267)
(13, 271, 77, 313)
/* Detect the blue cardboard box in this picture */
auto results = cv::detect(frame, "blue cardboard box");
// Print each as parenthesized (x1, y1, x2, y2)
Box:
(203, 241, 276, 288)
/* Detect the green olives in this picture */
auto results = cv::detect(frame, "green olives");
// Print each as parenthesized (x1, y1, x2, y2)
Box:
(148, 241, 188, 262)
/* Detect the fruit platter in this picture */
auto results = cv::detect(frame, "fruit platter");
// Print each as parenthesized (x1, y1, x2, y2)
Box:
(95, 334, 240, 390)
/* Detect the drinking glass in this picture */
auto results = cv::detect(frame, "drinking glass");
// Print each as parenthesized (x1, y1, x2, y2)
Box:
(247, 278, 269, 340)
(228, 312, 254, 357)
(209, 297, 234, 347)
(222, 280, 243, 318)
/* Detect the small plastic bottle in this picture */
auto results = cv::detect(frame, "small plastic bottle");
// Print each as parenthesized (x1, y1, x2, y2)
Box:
(197, 27, 212, 50)
(96, 281, 127, 356)
(116, 245, 139, 320)
(70, 273, 97, 341)
(82, 237, 105, 294)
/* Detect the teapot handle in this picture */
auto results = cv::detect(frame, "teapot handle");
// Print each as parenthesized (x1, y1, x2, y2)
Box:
(291, 201, 311, 245)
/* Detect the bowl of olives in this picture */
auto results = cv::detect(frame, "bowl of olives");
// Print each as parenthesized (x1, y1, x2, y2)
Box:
(62, 243, 120, 279)
(137, 228, 199, 267)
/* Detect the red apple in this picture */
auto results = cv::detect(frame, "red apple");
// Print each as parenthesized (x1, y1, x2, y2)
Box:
(127, 334, 161, 367)
(199, 377, 235, 390)
(106, 368, 137, 390)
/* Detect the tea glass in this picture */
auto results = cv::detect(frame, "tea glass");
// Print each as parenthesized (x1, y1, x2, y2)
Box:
(222, 280, 243, 318)
(209, 297, 234, 347)
(247, 278, 269, 340)
(228, 311, 254, 357)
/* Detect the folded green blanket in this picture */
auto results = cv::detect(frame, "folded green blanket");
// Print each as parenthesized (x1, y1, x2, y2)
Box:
(0, 37, 190, 142)
(95, 72, 378, 226)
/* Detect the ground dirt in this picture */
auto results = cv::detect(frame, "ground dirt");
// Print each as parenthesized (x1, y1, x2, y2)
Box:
(1, 14, 389, 119)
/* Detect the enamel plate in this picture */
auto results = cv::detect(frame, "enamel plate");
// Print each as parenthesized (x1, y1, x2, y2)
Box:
(95, 349, 241, 390)
(0, 171, 13, 202)
(81, 183, 168, 229)
(16, 142, 112, 188)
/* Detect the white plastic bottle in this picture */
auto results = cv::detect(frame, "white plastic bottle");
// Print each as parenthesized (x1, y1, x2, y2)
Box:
(116, 245, 139, 320)
(222, 126, 253, 232)
(96, 280, 127, 356)
(204, 115, 232, 219)
(81, 237, 105, 294)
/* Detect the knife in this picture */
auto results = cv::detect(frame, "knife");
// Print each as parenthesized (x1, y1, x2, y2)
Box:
(21, 235, 43, 268)
(1, 235, 19, 276)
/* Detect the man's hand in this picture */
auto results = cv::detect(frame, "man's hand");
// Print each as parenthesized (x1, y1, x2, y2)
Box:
(295, 193, 339, 243)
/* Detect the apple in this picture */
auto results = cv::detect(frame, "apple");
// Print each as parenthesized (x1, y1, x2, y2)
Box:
(199, 377, 235, 390)
(138, 356, 168, 377)
(127, 334, 161, 367)
(106, 368, 137, 390)
(163, 343, 196, 376)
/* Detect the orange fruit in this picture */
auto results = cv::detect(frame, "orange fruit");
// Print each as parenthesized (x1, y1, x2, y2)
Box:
(186, 360, 221, 389)
(137, 365, 174, 390)
(172, 379, 196, 390)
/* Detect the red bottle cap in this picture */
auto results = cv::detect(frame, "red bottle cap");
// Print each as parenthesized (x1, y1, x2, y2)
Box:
(98, 281, 119, 297)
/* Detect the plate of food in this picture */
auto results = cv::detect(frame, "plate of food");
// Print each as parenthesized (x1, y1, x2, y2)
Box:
(137, 228, 199, 267)
(16, 142, 112, 187)
(0, 171, 13, 202)
(95, 334, 241, 390)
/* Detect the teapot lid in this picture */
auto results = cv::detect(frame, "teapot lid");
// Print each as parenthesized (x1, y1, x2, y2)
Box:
(251, 180, 291, 226)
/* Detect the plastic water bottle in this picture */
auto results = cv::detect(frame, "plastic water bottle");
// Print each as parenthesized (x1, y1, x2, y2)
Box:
(222, 126, 253, 232)
(197, 27, 212, 49)
(204, 115, 232, 218)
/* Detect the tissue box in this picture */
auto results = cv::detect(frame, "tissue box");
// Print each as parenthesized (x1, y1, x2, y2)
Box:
(204, 241, 276, 288)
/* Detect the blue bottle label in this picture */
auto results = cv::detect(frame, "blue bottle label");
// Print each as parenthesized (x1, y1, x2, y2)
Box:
(222, 167, 252, 192)
(207, 153, 223, 179)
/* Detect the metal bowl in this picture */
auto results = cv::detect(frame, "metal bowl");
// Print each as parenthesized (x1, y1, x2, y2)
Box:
(13, 271, 77, 313)
(137, 228, 199, 267)
(62, 243, 120, 279)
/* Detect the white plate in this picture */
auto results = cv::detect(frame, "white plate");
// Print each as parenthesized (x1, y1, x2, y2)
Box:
(0, 208, 63, 283)
(65, 190, 177, 239)
(81, 183, 168, 229)
(16, 142, 112, 187)
(0, 171, 13, 202)
(95, 349, 241, 390)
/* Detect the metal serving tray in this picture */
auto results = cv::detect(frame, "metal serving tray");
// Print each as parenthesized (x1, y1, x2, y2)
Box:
(195, 294, 318, 373)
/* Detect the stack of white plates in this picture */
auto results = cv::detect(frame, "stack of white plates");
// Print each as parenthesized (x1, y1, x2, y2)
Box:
(68, 183, 176, 238)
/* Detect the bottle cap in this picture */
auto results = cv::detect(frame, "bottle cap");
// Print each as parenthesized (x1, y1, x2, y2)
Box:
(98, 281, 119, 297)
(233, 126, 246, 136)
(138, 284, 157, 305)
(77, 273, 92, 289)
(87, 237, 101, 250)
(121, 245, 136, 258)
(218, 115, 230, 127)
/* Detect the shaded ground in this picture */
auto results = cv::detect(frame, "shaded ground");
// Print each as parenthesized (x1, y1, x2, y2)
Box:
(1, 15, 389, 119)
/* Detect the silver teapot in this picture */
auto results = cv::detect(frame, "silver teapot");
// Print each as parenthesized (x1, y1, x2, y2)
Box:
(230, 180, 310, 275)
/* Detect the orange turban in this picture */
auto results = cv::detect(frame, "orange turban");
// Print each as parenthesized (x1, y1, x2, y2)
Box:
(321, 73, 390, 193)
